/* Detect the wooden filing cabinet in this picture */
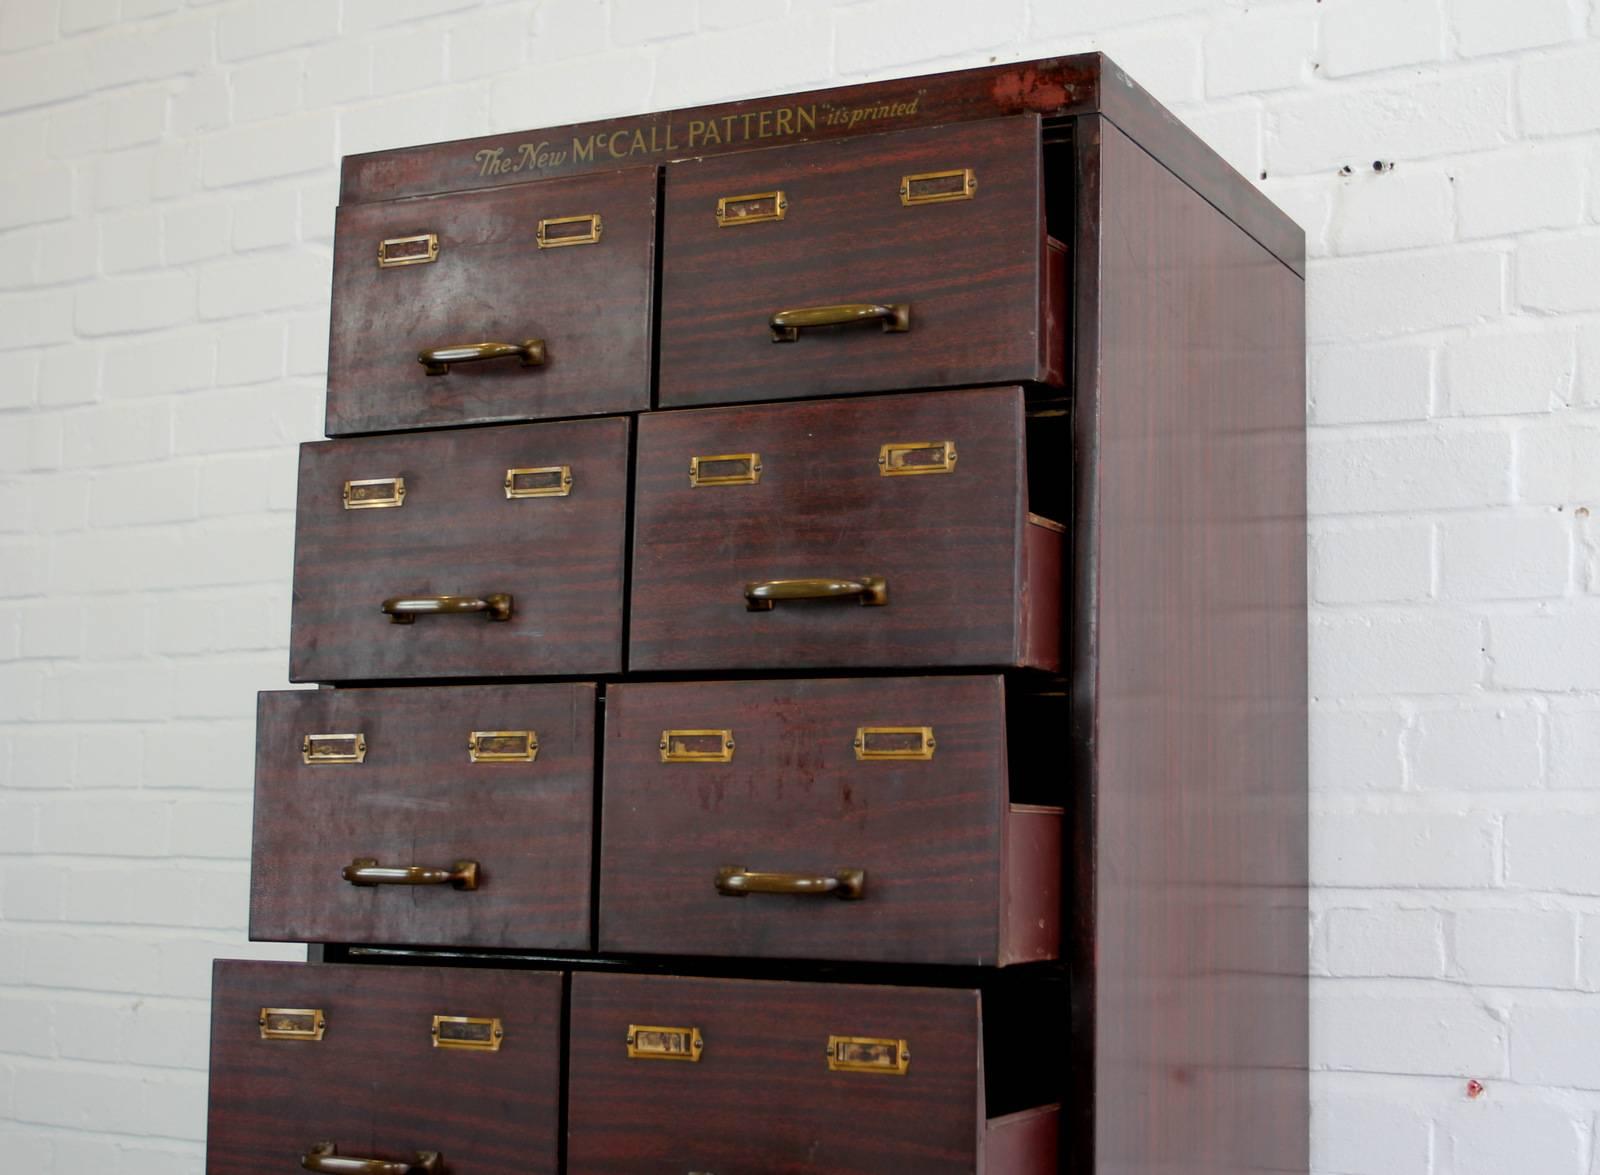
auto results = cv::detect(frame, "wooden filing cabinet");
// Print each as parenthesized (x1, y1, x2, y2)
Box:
(208, 54, 1309, 1175)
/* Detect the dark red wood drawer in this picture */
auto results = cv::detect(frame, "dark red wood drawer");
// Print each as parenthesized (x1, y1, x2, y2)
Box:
(657, 114, 1065, 409)
(207, 960, 561, 1174)
(598, 676, 1059, 966)
(629, 387, 1063, 672)
(289, 416, 629, 682)
(251, 684, 595, 951)
(327, 166, 654, 435)
(566, 972, 1058, 1174)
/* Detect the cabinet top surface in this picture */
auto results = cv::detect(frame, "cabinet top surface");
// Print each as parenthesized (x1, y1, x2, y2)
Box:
(340, 52, 1305, 275)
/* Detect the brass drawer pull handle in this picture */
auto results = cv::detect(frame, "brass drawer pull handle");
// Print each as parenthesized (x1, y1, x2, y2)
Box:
(342, 858, 479, 890)
(418, 339, 546, 375)
(715, 866, 865, 899)
(744, 577, 887, 611)
(301, 1142, 444, 1174)
(382, 594, 513, 623)
(770, 303, 909, 342)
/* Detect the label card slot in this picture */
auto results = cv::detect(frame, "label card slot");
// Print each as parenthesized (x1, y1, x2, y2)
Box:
(715, 190, 787, 227)
(536, 213, 603, 248)
(627, 1024, 704, 1061)
(468, 730, 539, 763)
(432, 1015, 504, 1051)
(260, 1008, 326, 1041)
(302, 733, 367, 765)
(659, 730, 735, 763)
(826, 1035, 910, 1075)
(689, 453, 761, 487)
(853, 726, 936, 761)
(504, 466, 573, 498)
(377, 233, 439, 267)
(900, 169, 977, 206)
(343, 477, 406, 509)
(878, 441, 957, 476)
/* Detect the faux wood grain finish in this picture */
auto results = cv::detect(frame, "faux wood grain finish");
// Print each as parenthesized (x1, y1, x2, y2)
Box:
(327, 166, 655, 435)
(657, 115, 1064, 407)
(1071, 116, 1309, 1174)
(251, 685, 595, 950)
(598, 676, 1060, 966)
(207, 960, 562, 1174)
(628, 387, 1063, 673)
(289, 416, 629, 683)
(567, 972, 1052, 1174)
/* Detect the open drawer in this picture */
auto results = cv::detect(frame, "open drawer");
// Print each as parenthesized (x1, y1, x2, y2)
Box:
(251, 684, 596, 952)
(599, 675, 1061, 966)
(327, 166, 655, 434)
(629, 386, 1064, 672)
(289, 416, 630, 682)
(657, 113, 1067, 408)
(567, 971, 1060, 1174)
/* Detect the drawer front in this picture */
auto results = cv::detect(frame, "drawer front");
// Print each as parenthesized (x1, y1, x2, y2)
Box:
(567, 972, 982, 1174)
(658, 115, 1056, 408)
(328, 166, 654, 434)
(630, 387, 1058, 672)
(601, 676, 1054, 965)
(252, 685, 595, 951)
(208, 960, 561, 1175)
(290, 416, 629, 682)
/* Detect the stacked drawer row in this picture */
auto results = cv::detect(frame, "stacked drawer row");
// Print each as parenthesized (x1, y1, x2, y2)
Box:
(252, 677, 1059, 964)
(212, 108, 1072, 1173)
(211, 962, 1058, 1174)
(291, 387, 1063, 681)
(324, 113, 1062, 435)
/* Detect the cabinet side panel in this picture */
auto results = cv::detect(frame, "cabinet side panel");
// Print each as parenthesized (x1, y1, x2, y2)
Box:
(1086, 117, 1308, 1175)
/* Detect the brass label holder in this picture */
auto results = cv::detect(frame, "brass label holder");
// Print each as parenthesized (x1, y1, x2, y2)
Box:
(468, 730, 539, 763)
(715, 190, 787, 226)
(853, 727, 936, 761)
(689, 453, 761, 487)
(505, 466, 573, 498)
(343, 477, 406, 509)
(659, 730, 735, 763)
(879, 441, 957, 476)
(302, 733, 367, 765)
(260, 1008, 326, 1041)
(537, 213, 603, 247)
(432, 1015, 504, 1051)
(900, 168, 977, 206)
(377, 232, 439, 267)
(626, 1024, 704, 1061)
(826, 1035, 910, 1075)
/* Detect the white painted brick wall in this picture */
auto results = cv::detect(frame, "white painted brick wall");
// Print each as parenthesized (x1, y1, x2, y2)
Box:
(0, 1, 1597, 1170)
